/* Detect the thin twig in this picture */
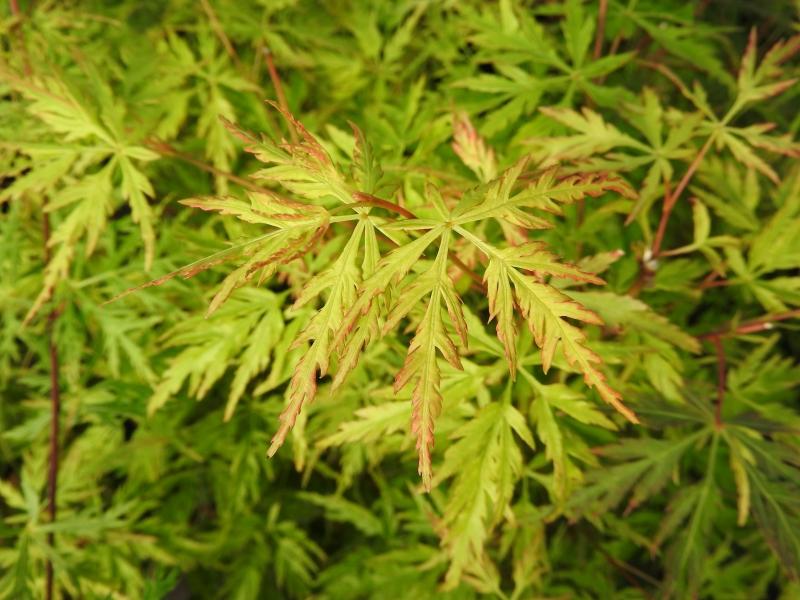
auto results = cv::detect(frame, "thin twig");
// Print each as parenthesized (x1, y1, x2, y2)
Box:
(43, 218, 61, 600)
(651, 136, 714, 257)
(200, 0, 240, 67)
(608, 33, 623, 57)
(600, 549, 656, 599)
(263, 48, 298, 143)
(449, 252, 486, 290)
(625, 267, 650, 298)
(696, 309, 800, 340)
(594, 0, 609, 60)
(145, 138, 271, 193)
(625, 178, 670, 296)
(698, 278, 733, 290)
(352, 193, 487, 290)
(351, 192, 416, 220)
(9, 0, 31, 76)
(709, 335, 726, 427)
(696, 309, 800, 427)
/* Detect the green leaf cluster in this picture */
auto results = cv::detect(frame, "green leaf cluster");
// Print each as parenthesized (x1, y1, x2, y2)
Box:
(2, 1, 799, 598)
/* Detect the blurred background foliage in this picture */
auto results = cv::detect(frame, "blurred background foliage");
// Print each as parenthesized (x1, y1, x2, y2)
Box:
(1, 0, 799, 598)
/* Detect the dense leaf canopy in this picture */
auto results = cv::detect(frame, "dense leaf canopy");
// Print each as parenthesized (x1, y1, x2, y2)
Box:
(1, 1, 799, 598)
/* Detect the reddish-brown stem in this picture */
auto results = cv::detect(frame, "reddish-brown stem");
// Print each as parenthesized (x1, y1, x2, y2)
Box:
(699, 278, 733, 290)
(625, 270, 648, 298)
(638, 59, 697, 103)
(607, 33, 623, 58)
(697, 309, 800, 340)
(651, 136, 714, 257)
(698, 270, 720, 289)
(594, 0, 608, 60)
(351, 193, 486, 291)
(146, 138, 271, 193)
(263, 49, 298, 143)
(695, 0, 713, 16)
(449, 252, 486, 290)
(41, 210, 60, 600)
(709, 335, 725, 427)
(625, 178, 670, 296)
(351, 192, 416, 220)
(200, 0, 239, 66)
(9, 0, 31, 76)
(600, 550, 657, 599)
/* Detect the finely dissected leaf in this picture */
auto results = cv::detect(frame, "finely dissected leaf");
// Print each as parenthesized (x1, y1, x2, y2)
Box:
(748, 472, 800, 580)
(727, 436, 752, 527)
(148, 289, 289, 416)
(317, 401, 409, 449)
(391, 233, 466, 490)
(523, 372, 616, 501)
(452, 112, 497, 183)
(328, 227, 447, 413)
(435, 396, 534, 589)
(534, 90, 700, 226)
(537, 105, 644, 160)
(659, 434, 720, 596)
(268, 221, 370, 457)
(469, 230, 635, 422)
(530, 392, 567, 499)
(572, 431, 708, 515)
(3, 69, 162, 325)
(571, 291, 701, 353)
(24, 169, 113, 324)
(5, 4, 800, 599)
(117, 156, 156, 270)
(225, 304, 286, 421)
(728, 429, 800, 579)
(113, 191, 329, 312)
(511, 276, 634, 421)
(748, 171, 800, 274)
(298, 492, 384, 537)
(452, 158, 635, 227)
(445, 161, 637, 422)
(350, 122, 384, 194)
(483, 241, 604, 376)
(229, 105, 353, 205)
(737, 29, 800, 106)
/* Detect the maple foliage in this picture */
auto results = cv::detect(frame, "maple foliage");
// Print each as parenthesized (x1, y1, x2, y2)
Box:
(123, 109, 639, 489)
(2, 1, 800, 599)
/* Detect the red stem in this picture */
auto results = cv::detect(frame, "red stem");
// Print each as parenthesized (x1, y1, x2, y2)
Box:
(263, 49, 297, 144)
(351, 192, 416, 220)
(200, 0, 239, 66)
(697, 309, 800, 340)
(351, 193, 486, 290)
(709, 335, 725, 427)
(45, 211, 60, 600)
(9, 0, 31, 76)
(449, 252, 486, 290)
(651, 136, 713, 257)
(146, 138, 270, 193)
(594, 0, 608, 60)
(698, 278, 733, 290)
